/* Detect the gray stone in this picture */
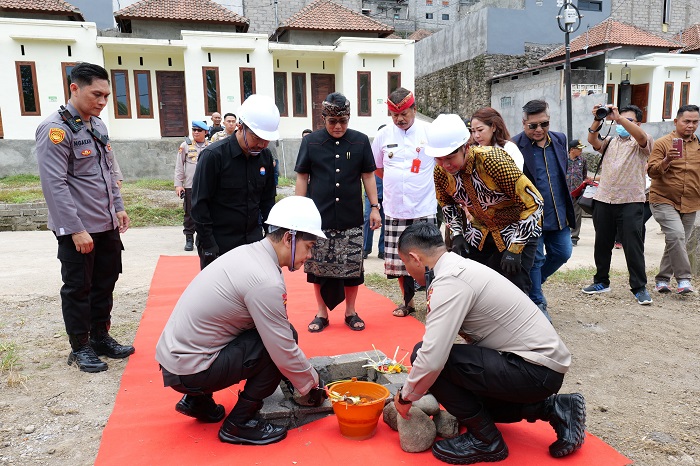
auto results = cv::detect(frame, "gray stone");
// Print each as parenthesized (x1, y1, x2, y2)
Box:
(382, 401, 399, 431)
(413, 394, 440, 417)
(433, 410, 459, 439)
(23, 426, 35, 434)
(397, 406, 436, 453)
(647, 431, 676, 444)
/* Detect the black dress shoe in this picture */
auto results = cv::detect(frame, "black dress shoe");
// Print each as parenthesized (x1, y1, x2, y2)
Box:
(90, 334, 135, 359)
(67, 345, 108, 373)
(362, 251, 369, 259)
(176, 394, 225, 423)
(184, 236, 194, 251)
(219, 418, 287, 445)
(378, 252, 384, 259)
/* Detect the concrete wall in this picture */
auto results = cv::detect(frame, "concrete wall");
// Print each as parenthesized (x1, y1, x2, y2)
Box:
(126, 20, 243, 40)
(414, 8, 489, 78)
(281, 30, 376, 46)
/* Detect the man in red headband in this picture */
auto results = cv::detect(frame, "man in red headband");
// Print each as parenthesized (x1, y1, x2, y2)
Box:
(371, 88, 437, 318)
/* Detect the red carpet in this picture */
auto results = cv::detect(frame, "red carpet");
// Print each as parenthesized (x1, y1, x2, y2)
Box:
(96, 256, 631, 466)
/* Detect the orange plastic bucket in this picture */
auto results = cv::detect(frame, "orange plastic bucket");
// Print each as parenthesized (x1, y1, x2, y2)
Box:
(328, 378, 390, 440)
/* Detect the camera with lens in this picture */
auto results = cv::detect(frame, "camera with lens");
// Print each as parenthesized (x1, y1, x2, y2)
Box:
(594, 105, 612, 121)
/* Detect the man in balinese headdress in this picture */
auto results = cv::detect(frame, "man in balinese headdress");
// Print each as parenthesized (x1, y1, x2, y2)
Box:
(371, 87, 437, 318)
(294, 92, 381, 333)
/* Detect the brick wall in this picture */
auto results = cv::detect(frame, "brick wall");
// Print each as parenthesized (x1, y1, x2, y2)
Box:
(0, 202, 48, 232)
(415, 53, 530, 119)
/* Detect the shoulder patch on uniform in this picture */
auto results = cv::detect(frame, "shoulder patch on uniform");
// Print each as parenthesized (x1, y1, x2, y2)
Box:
(49, 128, 66, 145)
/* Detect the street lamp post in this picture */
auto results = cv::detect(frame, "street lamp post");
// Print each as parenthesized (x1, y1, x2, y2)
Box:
(557, 0, 582, 143)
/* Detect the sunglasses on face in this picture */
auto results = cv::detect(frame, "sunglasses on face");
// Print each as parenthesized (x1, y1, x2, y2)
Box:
(325, 117, 349, 126)
(192, 128, 206, 132)
(526, 121, 550, 130)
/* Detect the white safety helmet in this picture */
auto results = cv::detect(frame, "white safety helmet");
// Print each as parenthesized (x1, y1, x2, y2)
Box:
(238, 94, 281, 141)
(424, 114, 470, 158)
(266, 196, 326, 239)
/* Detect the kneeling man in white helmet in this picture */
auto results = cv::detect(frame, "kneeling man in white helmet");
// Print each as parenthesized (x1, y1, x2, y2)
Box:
(156, 196, 328, 446)
(394, 222, 586, 464)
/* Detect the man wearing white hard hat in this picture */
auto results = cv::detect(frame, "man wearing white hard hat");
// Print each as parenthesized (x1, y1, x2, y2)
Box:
(192, 94, 280, 269)
(156, 196, 328, 446)
(426, 114, 544, 300)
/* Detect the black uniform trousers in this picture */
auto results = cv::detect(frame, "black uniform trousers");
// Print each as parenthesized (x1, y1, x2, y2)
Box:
(468, 234, 539, 298)
(592, 200, 647, 292)
(411, 342, 564, 421)
(56, 228, 123, 336)
(183, 188, 195, 236)
(161, 327, 298, 401)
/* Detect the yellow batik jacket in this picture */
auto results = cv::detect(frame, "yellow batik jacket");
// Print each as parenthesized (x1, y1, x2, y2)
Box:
(434, 145, 543, 254)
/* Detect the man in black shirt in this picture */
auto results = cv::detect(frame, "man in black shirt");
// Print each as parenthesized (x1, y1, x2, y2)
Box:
(192, 95, 280, 269)
(295, 92, 381, 332)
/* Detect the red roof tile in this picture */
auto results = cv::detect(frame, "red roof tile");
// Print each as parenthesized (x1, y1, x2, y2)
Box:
(541, 18, 683, 61)
(680, 23, 700, 52)
(277, 0, 394, 37)
(114, 0, 248, 27)
(0, 0, 84, 20)
(408, 29, 433, 41)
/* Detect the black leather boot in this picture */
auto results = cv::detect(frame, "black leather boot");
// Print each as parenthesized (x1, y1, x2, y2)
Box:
(176, 394, 225, 423)
(68, 334, 108, 373)
(432, 407, 508, 464)
(90, 323, 135, 359)
(184, 235, 194, 251)
(522, 393, 586, 457)
(218, 392, 287, 446)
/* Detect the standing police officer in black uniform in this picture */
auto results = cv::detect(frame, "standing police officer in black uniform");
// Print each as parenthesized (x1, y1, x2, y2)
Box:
(36, 62, 134, 373)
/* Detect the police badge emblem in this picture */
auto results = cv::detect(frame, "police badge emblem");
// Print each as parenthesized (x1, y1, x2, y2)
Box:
(49, 128, 65, 145)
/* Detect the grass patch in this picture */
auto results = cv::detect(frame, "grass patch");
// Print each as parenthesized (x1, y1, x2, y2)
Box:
(126, 204, 182, 228)
(0, 174, 44, 203)
(0, 341, 19, 372)
(124, 178, 173, 190)
(277, 176, 295, 188)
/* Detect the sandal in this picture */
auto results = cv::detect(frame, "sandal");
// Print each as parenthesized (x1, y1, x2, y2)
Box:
(344, 313, 365, 331)
(308, 316, 329, 333)
(392, 305, 416, 317)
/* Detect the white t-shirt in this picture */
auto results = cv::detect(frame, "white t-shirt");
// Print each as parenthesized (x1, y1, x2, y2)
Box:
(500, 140, 524, 171)
(372, 119, 437, 219)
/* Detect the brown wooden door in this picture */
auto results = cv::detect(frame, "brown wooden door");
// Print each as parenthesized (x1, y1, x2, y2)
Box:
(156, 71, 188, 137)
(631, 83, 649, 122)
(310, 73, 335, 130)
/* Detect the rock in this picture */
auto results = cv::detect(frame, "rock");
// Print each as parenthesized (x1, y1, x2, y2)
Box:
(397, 406, 436, 453)
(413, 394, 440, 417)
(679, 453, 695, 465)
(383, 402, 398, 431)
(23, 426, 35, 434)
(433, 410, 459, 439)
(648, 431, 676, 444)
(47, 448, 55, 455)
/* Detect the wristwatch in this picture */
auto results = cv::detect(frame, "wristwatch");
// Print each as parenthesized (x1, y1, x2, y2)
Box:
(370, 203, 381, 210)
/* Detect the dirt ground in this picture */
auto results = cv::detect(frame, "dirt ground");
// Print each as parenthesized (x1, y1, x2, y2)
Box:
(0, 219, 698, 465)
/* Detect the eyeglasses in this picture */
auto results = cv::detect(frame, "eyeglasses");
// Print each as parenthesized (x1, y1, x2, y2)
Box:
(526, 121, 550, 130)
(192, 128, 206, 132)
(325, 117, 349, 126)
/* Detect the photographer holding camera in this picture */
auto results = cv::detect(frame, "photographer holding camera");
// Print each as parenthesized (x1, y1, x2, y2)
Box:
(584, 104, 654, 305)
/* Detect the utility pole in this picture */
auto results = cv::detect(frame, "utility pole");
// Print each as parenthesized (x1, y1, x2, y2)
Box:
(557, 0, 581, 143)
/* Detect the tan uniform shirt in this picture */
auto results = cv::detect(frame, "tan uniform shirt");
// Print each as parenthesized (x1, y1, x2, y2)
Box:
(594, 133, 653, 204)
(174, 140, 208, 189)
(647, 132, 700, 213)
(402, 252, 571, 402)
(155, 239, 319, 395)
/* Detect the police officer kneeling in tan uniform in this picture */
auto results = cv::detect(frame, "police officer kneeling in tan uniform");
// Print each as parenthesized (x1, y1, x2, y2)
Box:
(156, 196, 328, 446)
(394, 222, 586, 463)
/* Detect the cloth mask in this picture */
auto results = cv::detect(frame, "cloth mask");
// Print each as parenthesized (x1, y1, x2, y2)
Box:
(615, 125, 630, 138)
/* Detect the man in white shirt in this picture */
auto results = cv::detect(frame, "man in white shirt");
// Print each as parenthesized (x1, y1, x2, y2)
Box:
(372, 88, 437, 317)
